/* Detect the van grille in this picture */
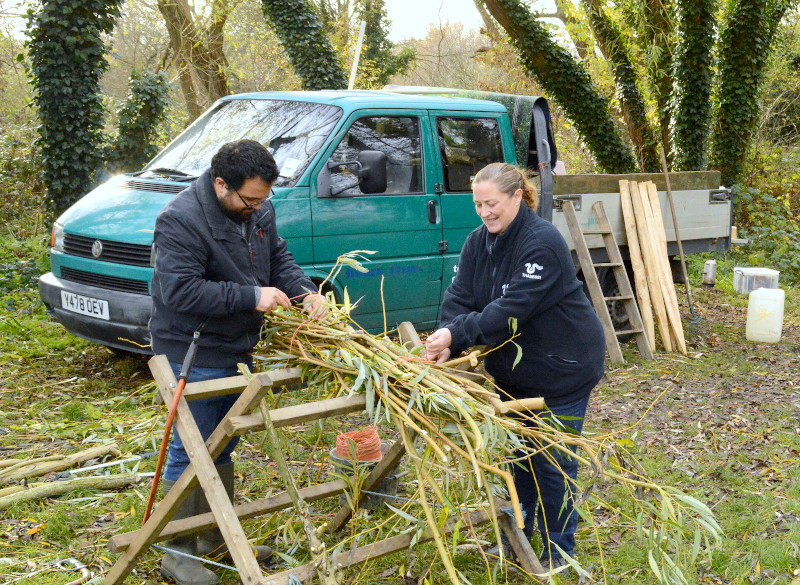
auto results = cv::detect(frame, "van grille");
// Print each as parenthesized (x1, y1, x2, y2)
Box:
(64, 234, 151, 267)
(61, 267, 150, 295)
(121, 179, 188, 194)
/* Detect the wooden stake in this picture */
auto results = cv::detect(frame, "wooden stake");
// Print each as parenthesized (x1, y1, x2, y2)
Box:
(629, 181, 674, 351)
(644, 182, 687, 354)
(619, 180, 656, 351)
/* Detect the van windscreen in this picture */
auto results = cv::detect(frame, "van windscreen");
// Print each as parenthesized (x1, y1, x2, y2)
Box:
(145, 99, 343, 187)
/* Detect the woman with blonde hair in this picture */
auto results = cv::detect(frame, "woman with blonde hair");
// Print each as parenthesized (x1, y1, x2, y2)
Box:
(426, 162, 605, 570)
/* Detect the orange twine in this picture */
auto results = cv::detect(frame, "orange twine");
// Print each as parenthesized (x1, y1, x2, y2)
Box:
(335, 425, 383, 461)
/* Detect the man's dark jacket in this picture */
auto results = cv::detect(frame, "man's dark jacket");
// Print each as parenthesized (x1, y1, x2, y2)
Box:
(149, 171, 316, 367)
(441, 204, 605, 406)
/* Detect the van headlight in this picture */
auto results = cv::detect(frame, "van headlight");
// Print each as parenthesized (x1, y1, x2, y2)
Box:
(51, 222, 64, 252)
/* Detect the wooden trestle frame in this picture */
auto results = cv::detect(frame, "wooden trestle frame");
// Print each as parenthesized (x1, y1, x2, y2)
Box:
(103, 337, 545, 584)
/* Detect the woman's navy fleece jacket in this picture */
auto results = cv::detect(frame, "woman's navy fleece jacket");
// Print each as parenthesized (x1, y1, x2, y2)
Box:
(440, 204, 606, 406)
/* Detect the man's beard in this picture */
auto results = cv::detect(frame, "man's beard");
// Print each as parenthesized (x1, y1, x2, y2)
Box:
(218, 199, 253, 222)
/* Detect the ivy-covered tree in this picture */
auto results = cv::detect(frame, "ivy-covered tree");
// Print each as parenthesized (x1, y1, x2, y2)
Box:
(581, 0, 661, 171)
(355, 0, 415, 88)
(670, 0, 716, 170)
(710, 0, 795, 185)
(261, 0, 348, 90)
(479, 0, 791, 181)
(104, 71, 171, 174)
(623, 0, 675, 160)
(483, 0, 638, 173)
(26, 0, 122, 214)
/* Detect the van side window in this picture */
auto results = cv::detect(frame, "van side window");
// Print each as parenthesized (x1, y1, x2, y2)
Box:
(330, 116, 422, 196)
(437, 117, 503, 192)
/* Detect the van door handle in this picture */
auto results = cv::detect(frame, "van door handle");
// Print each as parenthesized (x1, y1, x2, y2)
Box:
(427, 200, 437, 224)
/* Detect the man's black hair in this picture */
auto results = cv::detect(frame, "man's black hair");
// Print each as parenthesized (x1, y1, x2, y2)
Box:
(210, 139, 279, 190)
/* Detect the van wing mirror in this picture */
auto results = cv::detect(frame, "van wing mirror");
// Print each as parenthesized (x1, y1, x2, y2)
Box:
(356, 150, 387, 194)
(316, 150, 388, 198)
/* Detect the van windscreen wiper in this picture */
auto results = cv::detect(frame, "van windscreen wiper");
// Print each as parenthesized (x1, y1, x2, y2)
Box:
(134, 167, 195, 180)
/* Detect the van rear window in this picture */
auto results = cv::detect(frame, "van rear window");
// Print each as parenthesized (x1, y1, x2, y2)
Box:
(146, 100, 343, 187)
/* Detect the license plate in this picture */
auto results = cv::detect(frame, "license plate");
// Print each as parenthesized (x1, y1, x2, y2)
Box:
(60, 291, 110, 320)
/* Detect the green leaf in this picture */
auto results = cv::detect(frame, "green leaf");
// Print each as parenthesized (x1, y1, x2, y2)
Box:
(511, 341, 523, 370)
(386, 503, 419, 524)
(647, 550, 663, 582)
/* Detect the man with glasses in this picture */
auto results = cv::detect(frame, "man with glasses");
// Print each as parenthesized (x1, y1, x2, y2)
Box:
(149, 139, 325, 585)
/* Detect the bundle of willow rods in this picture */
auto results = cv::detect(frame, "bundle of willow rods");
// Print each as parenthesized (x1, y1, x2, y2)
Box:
(254, 306, 722, 585)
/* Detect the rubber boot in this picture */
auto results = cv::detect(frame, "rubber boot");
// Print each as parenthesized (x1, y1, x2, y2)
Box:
(159, 479, 219, 585)
(196, 463, 273, 562)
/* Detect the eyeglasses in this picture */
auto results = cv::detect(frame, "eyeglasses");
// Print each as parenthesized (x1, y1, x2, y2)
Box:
(229, 185, 275, 210)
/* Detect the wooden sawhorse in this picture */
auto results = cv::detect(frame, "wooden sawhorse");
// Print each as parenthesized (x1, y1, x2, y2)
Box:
(104, 353, 545, 584)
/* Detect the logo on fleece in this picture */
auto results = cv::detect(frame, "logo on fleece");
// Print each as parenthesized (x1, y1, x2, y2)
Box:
(522, 262, 544, 280)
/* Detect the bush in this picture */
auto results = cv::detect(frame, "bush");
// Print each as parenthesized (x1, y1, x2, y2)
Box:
(0, 123, 46, 229)
(730, 183, 800, 284)
(103, 70, 171, 174)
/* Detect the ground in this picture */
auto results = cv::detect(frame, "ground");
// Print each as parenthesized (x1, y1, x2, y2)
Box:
(0, 276, 799, 585)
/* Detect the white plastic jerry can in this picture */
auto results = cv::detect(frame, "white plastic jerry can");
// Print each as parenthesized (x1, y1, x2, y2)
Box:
(746, 288, 785, 343)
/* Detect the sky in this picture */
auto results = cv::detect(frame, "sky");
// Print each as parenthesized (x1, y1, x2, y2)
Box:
(384, 0, 485, 42)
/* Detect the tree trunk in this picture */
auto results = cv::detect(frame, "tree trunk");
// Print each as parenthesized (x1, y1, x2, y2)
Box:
(483, 0, 637, 173)
(640, 0, 675, 164)
(670, 0, 715, 171)
(157, 0, 230, 114)
(581, 0, 661, 172)
(710, 0, 792, 185)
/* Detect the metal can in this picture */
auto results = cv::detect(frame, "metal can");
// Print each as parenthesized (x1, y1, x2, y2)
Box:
(702, 259, 717, 286)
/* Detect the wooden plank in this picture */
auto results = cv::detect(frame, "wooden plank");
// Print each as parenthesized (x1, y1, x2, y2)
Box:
(562, 201, 624, 363)
(630, 181, 674, 351)
(619, 181, 655, 350)
(553, 170, 721, 195)
(498, 509, 545, 574)
(153, 368, 303, 404)
(629, 181, 674, 352)
(182, 368, 302, 401)
(109, 479, 348, 553)
(154, 360, 267, 583)
(645, 182, 687, 354)
(326, 438, 408, 533)
(263, 508, 495, 585)
(638, 182, 684, 354)
(224, 394, 368, 436)
(103, 358, 274, 585)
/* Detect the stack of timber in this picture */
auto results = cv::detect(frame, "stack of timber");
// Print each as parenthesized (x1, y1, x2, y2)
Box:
(619, 180, 687, 355)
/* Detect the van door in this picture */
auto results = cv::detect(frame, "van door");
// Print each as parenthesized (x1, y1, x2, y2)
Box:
(311, 111, 443, 331)
(428, 112, 509, 292)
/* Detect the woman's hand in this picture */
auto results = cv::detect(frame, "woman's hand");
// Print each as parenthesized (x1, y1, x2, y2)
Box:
(425, 328, 453, 364)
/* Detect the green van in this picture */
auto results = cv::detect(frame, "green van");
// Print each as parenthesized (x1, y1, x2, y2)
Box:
(38, 90, 557, 353)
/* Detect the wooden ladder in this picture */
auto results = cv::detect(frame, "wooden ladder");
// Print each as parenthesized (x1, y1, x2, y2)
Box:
(562, 200, 653, 364)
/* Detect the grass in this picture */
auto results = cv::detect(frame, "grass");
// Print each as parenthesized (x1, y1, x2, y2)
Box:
(1, 207, 800, 584)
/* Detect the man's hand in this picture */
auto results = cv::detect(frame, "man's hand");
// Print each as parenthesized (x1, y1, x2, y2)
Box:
(302, 293, 328, 320)
(425, 328, 453, 364)
(256, 287, 291, 313)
